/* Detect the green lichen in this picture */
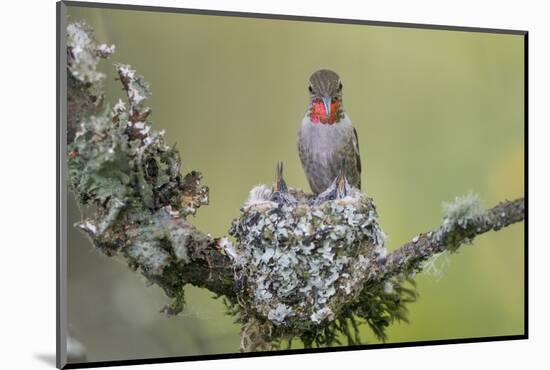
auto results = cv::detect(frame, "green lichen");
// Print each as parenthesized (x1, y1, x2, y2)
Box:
(66, 21, 115, 141)
(67, 21, 210, 312)
(230, 189, 385, 330)
(67, 21, 114, 85)
(229, 186, 415, 349)
(442, 192, 486, 251)
(443, 192, 484, 227)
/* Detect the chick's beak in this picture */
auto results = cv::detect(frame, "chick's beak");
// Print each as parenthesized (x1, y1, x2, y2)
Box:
(322, 96, 332, 118)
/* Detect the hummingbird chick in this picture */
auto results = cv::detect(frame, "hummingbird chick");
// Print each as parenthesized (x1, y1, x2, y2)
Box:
(270, 161, 297, 205)
(315, 160, 354, 204)
(298, 69, 362, 195)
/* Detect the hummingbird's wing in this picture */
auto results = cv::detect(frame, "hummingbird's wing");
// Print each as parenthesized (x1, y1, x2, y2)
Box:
(352, 127, 361, 174)
(352, 127, 362, 188)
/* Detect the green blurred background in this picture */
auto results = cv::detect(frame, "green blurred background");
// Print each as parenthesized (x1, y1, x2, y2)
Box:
(66, 5, 525, 362)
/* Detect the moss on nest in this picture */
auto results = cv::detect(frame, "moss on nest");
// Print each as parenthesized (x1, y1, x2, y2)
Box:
(230, 185, 386, 332)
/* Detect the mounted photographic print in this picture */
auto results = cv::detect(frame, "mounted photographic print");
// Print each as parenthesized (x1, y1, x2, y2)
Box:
(56, 1, 527, 368)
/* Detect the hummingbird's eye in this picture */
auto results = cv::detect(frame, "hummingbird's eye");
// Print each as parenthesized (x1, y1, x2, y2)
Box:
(338, 82, 343, 91)
(308, 85, 313, 93)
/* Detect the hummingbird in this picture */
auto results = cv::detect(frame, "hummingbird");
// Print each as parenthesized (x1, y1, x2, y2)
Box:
(298, 69, 362, 195)
(315, 160, 353, 204)
(270, 161, 297, 206)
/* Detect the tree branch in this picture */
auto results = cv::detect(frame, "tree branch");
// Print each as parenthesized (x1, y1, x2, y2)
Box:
(66, 22, 238, 312)
(379, 197, 525, 281)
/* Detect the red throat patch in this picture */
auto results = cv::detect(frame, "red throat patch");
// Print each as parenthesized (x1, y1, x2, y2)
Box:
(309, 100, 342, 124)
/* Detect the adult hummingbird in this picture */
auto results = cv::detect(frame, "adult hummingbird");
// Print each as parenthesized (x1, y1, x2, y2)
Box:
(298, 69, 362, 195)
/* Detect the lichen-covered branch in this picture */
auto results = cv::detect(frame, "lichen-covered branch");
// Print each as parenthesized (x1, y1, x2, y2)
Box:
(65, 22, 525, 352)
(66, 22, 238, 313)
(380, 196, 525, 281)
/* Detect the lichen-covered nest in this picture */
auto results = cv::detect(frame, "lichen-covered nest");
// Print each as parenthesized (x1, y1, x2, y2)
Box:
(229, 184, 386, 332)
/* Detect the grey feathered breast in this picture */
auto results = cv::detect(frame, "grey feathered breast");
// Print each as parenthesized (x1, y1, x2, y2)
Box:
(298, 113, 361, 194)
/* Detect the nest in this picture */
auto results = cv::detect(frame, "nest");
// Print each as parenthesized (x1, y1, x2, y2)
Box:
(229, 164, 386, 332)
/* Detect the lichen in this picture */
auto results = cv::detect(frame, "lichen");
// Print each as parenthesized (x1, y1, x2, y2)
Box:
(442, 192, 486, 251)
(422, 252, 450, 280)
(442, 192, 484, 229)
(67, 21, 211, 313)
(66, 21, 114, 84)
(66, 21, 115, 142)
(230, 186, 386, 333)
(114, 63, 151, 108)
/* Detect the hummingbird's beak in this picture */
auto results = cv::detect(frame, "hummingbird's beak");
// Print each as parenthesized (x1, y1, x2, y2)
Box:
(322, 96, 332, 118)
(274, 161, 288, 193)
